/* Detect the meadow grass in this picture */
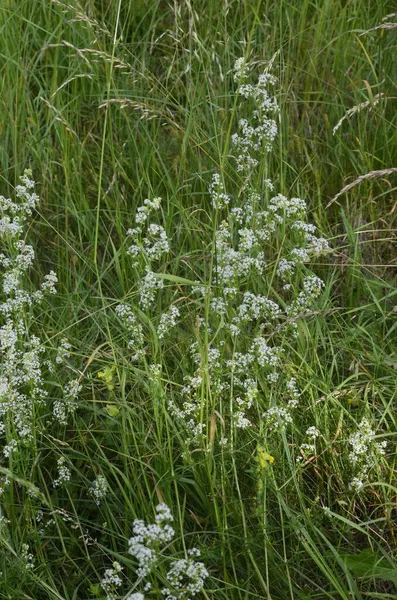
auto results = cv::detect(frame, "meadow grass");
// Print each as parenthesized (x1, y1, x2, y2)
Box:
(0, 1, 396, 599)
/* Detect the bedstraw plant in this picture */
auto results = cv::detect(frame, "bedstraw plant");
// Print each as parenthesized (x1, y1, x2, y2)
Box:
(0, 1, 396, 600)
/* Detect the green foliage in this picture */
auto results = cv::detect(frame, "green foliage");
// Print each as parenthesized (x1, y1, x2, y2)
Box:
(0, 1, 396, 600)
(339, 549, 397, 586)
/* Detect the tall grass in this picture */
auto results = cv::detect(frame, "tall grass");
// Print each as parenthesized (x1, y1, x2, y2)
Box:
(0, 1, 396, 599)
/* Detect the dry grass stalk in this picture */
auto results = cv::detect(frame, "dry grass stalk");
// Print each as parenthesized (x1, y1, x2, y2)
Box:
(41, 41, 133, 72)
(360, 22, 397, 35)
(39, 96, 79, 139)
(327, 168, 397, 208)
(98, 99, 182, 130)
(50, 0, 112, 38)
(332, 93, 384, 135)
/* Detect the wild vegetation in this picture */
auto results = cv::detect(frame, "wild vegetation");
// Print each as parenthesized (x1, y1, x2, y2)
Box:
(0, 1, 396, 599)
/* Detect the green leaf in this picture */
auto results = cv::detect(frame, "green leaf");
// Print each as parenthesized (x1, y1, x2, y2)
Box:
(340, 549, 397, 585)
(105, 404, 120, 417)
(154, 273, 206, 286)
(89, 583, 101, 597)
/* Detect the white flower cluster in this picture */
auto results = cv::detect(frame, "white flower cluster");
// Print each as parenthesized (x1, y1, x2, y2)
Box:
(169, 395, 206, 448)
(286, 275, 325, 317)
(139, 268, 164, 310)
(286, 377, 300, 408)
(21, 543, 34, 571)
(126, 504, 208, 600)
(120, 60, 330, 454)
(125, 197, 169, 308)
(89, 475, 108, 505)
(0, 328, 47, 440)
(209, 173, 230, 209)
(162, 549, 209, 600)
(267, 194, 330, 279)
(306, 425, 319, 439)
(251, 337, 281, 368)
(56, 338, 72, 364)
(231, 60, 278, 173)
(169, 341, 233, 446)
(53, 377, 81, 424)
(101, 561, 123, 600)
(158, 305, 180, 340)
(150, 363, 162, 378)
(128, 503, 175, 578)
(210, 296, 228, 316)
(233, 57, 249, 81)
(115, 303, 145, 357)
(0, 475, 10, 496)
(127, 201, 166, 261)
(234, 292, 281, 325)
(0, 171, 39, 239)
(297, 426, 320, 462)
(214, 220, 266, 284)
(211, 189, 328, 293)
(348, 418, 387, 492)
(262, 376, 302, 431)
(232, 378, 258, 430)
(263, 406, 293, 431)
(144, 223, 170, 261)
(3, 439, 18, 457)
(41, 270, 58, 295)
(0, 172, 80, 460)
(0, 182, 48, 446)
(53, 456, 71, 488)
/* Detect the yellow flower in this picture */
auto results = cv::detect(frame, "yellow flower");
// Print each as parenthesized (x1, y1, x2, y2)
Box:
(259, 452, 274, 468)
(257, 445, 274, 469)
(97, 365, 116, 390)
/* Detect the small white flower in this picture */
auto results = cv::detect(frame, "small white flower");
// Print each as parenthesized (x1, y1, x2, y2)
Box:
(233, 57, 249, 81)
(264, 406, 293, 430)
(209, 173, 230, 209)
(349, 477, 364, 492)
(89, 475, 108, 505)
(3, 439, 18, 457)
(56, 338, 72, 364)
(41, 271, 58, 294)
(139, 269, 164, 309)
(128, 504, 175, 578)
(348, 418, 387, 491)
(267, 372, 279, 384)
(306, 426, 319, 439)
(116, 304, 145, 355)
(21, 543, 34, 570)
(234, 412, 251, 429)
(101, 561, 123, 600)
(158, 305, 180, 340)
(53, 456, 71, 488)
(164, 555, 209, 598)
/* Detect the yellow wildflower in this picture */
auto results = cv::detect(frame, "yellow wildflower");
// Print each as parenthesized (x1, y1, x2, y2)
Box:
(257, 445, 274, 469)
